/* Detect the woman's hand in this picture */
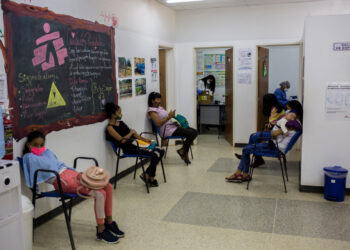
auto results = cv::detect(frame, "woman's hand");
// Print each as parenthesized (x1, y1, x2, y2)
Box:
(168, 110, 176, 119)
(130, 129, 137, 136)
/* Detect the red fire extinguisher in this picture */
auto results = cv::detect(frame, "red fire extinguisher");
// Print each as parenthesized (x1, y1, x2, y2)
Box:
(2, 113, 13, 160)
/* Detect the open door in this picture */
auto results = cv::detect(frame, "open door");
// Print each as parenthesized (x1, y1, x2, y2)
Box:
(225, 48, 233, 146)
(158, 49, 167, 110)
(257, 47, 269, 131)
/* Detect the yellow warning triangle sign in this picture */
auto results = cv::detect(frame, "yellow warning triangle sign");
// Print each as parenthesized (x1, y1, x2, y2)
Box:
(47, 81, 66, 109)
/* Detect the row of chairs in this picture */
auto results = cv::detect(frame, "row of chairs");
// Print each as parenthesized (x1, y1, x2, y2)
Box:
(19, 121, 193, 250)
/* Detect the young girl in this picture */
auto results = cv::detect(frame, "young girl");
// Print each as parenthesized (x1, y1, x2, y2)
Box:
(22, 131, 124, 244)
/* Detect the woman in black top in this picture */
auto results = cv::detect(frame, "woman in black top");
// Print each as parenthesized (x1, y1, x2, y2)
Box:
(105, 103, 164, 187)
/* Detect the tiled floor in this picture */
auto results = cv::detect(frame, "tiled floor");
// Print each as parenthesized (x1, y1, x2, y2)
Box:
(32, 134, 350, 250)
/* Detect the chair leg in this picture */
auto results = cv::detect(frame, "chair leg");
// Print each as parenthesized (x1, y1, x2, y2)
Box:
(140, 159, 149, 193)
(134, 156, 138, 179)
(61, 198, 76, 250)
(114, 155, 120, 190)
(68, 198, 73, 222)
(164, 139, 169, 158)
(160, 159, 166, 183)
(246, 155, 256, 190)
(283, 155, 288, 181)
(189, 145, 193, 159)
(278, 157, 287, 193)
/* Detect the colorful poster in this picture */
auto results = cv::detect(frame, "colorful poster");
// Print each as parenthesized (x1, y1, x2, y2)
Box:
(150, 57, 157, 82)
(119, 79, 132, 98)
(134, 57, 145, 76)
(135, 78, 146, 96)
(118, 57, 132, 78)
(204, 54, 225, 70)
(325, 82, 350, 120)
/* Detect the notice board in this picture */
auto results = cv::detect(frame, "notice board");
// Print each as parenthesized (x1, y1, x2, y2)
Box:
(1, 1, 117, 140)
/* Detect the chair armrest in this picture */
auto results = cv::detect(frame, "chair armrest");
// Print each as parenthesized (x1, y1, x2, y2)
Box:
(32, 169, 64, 196)
(73, 157, 99, 168)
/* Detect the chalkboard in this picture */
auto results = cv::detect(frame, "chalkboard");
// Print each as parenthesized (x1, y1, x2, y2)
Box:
(2, 1, 117, 140)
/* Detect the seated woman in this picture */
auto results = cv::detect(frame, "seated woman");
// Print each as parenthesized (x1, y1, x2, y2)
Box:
(226, 101, 303, 182)
(147, 92, 197, 164)
(105, 103, 164, 187)
(263, 93, 285, 129)
(22, 131, 124, 244)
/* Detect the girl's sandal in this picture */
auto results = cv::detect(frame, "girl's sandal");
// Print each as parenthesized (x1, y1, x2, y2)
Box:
(225, 173, 243, 183)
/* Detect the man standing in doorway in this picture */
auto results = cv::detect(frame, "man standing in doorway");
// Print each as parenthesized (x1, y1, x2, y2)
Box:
(274, 81, 290, 110)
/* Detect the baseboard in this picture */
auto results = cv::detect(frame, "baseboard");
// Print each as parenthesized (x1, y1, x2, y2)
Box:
(234, 143, 248, 147)
(299, 185, 350, 195)
(33, 158, 151, 228)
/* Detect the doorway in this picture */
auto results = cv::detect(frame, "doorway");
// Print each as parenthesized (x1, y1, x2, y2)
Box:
(257, 44, 301, 131)
(195, 47, 234, 146)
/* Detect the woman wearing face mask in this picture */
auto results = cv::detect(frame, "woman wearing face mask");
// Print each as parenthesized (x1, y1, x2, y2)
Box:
(22, 130, 124, 244)
(147, 92, 197, 165)
(105, 102, 164, 187)
(274, 81, 290, 110)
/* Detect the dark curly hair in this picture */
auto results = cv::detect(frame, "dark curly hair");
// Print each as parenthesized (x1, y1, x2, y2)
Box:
(262, 94, 283, 116)
(105, 102, 120, 119)
(23, 130, 45, 155)
(148, 92, 162, 107)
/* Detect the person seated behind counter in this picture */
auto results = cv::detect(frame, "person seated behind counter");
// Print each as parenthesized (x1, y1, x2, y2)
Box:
(105, 103, 164, 187)
(147, 92, 197, 165)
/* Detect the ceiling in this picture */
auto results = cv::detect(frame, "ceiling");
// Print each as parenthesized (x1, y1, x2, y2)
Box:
(156, 0, 325, 10)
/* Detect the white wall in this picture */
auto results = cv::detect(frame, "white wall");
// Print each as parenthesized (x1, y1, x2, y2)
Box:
(301, 14, 350, 187)
(267, 45, 300, 99)
(174, 0, 350, 144)
(1, 0, 175, 217)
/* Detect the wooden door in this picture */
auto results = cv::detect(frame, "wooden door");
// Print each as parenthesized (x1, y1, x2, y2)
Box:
(158, 49, 167, 110)
(225, 48, 233, 146)
(257, 47, 269, 131)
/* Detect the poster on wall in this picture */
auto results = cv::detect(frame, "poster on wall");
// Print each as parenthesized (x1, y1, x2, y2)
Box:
(325, 82, 350, 120)
(135, 78, 146, 96)
(238, 48, 253, 70)
(118, 57, 132, 78)
(119, 79, 132, 98)
(196, 50, 204, 75)
(134, 57, 145, 76)
(204, 54, 225, 70)
(238, 72, 252, 84)
(150, 57, 157, 82)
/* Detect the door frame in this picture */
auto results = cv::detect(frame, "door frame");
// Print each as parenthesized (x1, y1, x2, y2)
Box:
(158, 45, 174, 110)
(255, 42, 302, 131)
(193, 46, 234, 145)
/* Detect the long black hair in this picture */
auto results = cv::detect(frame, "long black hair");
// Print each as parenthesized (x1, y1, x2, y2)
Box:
(201, 75, 216, 93)
(287, 100, 303, 123)
(262, 94, 283, 116)
(23, 130, 45, 155)
(148, 92, 162, 107)
(105, 102, 120, 119)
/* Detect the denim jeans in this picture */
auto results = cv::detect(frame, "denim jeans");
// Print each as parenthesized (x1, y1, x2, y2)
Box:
(248, 131, 272, 145)
(238, 141, 277, 174)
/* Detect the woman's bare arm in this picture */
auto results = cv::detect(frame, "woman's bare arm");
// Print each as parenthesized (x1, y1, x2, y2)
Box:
(107, 125, 135, 143)
(149, 111, 174, 127)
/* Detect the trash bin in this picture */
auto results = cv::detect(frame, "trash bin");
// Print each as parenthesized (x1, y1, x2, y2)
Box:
(21, 195, 34, 250)
(323, 166, 348, 202)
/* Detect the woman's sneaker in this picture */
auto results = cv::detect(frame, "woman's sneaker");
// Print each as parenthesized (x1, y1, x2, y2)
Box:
(96, 227, 119, 243)
(105, 221, 125, 238)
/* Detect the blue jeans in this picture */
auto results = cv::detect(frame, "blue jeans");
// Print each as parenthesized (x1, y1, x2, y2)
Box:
(248, 131, 272, 145)
(238, 134, 276, 174)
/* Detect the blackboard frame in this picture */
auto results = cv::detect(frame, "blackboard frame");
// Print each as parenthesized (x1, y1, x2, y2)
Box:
(1, 0, 117, 140)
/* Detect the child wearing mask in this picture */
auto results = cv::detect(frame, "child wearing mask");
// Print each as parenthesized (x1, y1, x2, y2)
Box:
(22, 131, 124, 244)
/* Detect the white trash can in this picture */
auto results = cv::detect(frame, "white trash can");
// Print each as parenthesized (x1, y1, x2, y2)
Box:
(21, 195, 34, 250)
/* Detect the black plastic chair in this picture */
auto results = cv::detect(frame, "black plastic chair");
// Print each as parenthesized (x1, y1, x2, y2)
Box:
(18, 156, 98, 250)
(108, 134, 166, 193)
(246, 131, 302, 193)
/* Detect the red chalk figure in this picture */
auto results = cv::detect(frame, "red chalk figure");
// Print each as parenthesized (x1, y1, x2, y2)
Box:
(32, 22, 68, 71)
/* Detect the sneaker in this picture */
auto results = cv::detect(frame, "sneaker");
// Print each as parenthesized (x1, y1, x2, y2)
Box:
(148, 179, 159, 187)
(234, 153, 242, 160)
(252, 156, 265, 168)
(105, 221, 125, 238)
(96, 227, 119, 243)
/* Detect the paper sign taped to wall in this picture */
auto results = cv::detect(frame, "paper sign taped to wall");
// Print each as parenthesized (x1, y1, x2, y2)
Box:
(325, 82, 350, 120)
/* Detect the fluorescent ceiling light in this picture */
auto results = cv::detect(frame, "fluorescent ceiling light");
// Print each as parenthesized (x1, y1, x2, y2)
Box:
(166, 0, 204, 3)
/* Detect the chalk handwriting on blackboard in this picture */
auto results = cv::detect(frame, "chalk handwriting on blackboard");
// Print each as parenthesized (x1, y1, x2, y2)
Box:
(2, 1, 117, 140)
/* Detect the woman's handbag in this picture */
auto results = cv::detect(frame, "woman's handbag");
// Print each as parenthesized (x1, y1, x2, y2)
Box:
(75, 166, 110, 198)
